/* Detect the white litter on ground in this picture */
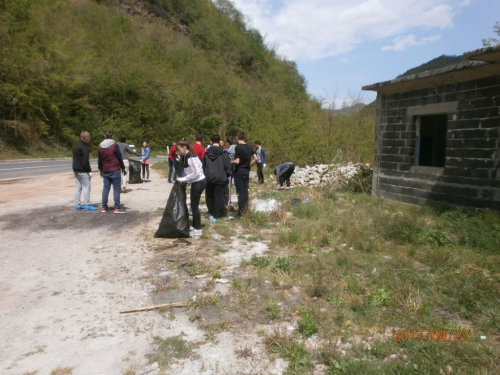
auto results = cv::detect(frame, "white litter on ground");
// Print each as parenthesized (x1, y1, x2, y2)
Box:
(251, 198, 281, 212)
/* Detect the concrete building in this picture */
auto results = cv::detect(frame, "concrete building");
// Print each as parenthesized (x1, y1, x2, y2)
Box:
(362, 45, 500, 210)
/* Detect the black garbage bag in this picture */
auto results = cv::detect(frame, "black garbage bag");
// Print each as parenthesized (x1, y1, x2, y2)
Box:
(129, 158, 143, 184)
(154, 182, 190, 238)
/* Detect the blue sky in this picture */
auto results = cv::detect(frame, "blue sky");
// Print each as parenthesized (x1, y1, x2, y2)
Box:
(230, 0, 500, 107)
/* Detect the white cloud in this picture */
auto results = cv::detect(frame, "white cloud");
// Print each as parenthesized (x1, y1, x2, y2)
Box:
(230, 0, 469, 61)
(381, 34, 442, 51)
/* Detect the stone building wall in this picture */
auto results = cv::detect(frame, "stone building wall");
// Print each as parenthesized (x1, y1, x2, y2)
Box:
(373, 75, 500, 210)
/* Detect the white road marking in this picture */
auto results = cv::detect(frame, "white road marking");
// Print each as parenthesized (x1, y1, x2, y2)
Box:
(0, 164, 69, 171)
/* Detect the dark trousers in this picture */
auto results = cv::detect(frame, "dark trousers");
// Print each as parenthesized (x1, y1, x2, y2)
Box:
(141, 163, 149, 180)
(102, 170, 121, 208)
(233, 173, 249, 216)
(257, 162, 264, 183)
(206, 183, 226, 219)
(168, 159, 178, 182)
(190, 179, 206, 229)
(279, 167, 295, 187)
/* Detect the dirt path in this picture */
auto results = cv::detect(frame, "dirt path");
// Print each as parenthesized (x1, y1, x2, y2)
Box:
(0, 169, 283, 375)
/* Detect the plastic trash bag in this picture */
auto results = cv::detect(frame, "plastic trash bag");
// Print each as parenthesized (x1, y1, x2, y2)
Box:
(154, 182, 190, 238)
(128, 158, 143, 184)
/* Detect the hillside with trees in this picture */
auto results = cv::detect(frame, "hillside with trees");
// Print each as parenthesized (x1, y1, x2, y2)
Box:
(0, 0, 374, 164)
(397, 55, 465, 77)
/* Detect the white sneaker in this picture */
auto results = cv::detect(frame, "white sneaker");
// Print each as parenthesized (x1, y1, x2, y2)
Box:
(192, 229, 202, 236)
(189, 226, 195, 231)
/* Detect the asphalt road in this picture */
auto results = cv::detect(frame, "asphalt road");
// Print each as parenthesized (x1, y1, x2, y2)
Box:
(0, 157, 167, 181)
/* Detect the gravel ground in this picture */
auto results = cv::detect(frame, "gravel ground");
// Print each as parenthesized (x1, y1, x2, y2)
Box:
(0, 169, 284, 375)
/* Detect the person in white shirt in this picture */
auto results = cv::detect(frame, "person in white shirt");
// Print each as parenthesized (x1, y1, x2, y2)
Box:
(176, 140, 206, 236)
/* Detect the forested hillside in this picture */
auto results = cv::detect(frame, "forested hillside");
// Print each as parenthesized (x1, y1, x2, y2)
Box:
(0, 0, 375, 164)
(398, 55, 464, 77)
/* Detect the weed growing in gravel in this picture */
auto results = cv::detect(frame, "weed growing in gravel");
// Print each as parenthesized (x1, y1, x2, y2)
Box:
(50, 368, 74, 375)
(147, 335, 196, 369)
(296, 309, 318, 338)
(266, 299, 281, 320)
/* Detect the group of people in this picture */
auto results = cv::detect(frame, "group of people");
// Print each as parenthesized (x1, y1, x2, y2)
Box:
(72, 130, 152, 214)
(72, 129, 296, 235)
(165, 131, 254, 235)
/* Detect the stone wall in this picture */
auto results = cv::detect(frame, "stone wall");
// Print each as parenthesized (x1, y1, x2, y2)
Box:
(292, 163, 371, 188)
(373, 75, 500, 210)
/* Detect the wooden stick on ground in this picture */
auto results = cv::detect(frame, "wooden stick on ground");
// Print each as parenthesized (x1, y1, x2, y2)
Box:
(120, 302, 187, 314)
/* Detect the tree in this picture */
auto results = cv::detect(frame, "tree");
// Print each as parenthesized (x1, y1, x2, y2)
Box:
(482, 21, 500, 46)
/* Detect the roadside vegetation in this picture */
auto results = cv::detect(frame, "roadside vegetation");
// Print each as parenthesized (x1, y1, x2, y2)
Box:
(0, 0, 374, 164)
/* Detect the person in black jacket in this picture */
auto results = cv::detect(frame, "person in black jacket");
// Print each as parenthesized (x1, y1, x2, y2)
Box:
(205, 134, 232, 222)
(72, 131, 98, 211)
(274, 162, 295, 190)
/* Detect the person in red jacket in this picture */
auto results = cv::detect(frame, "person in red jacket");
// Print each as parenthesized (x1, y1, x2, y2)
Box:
(98, 130, 127, 214)
(193, 132, 205, 168)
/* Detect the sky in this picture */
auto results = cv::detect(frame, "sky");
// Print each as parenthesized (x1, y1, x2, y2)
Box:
(230, 0, 500, 107)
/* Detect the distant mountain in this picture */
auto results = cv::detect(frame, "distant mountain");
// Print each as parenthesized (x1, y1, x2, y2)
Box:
(334, 102, 367, 114)
(398, 55, 465, 77)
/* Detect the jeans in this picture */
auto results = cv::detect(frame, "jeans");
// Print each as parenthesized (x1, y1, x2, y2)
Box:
(102, 170, 121, 209)
(74, 172, 91, 206)
(168, 159, 178, 182)
(206, 183, 226, 219)
(141, 163, 150, 180)
(190, 179, 206, 230)
(233, 173, 249, 216)
(257, 162, 264, 183)
(227, 175, 233, 204)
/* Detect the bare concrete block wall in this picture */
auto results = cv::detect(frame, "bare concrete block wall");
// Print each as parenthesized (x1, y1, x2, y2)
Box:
(373, 75, 500, 210)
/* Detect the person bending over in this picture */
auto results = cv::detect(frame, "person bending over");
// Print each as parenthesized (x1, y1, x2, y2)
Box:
(176, 140, 206, 236)
(274, 162, 295, 190)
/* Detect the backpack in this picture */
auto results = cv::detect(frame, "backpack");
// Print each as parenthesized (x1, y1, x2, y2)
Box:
(226, 146, 236, 162)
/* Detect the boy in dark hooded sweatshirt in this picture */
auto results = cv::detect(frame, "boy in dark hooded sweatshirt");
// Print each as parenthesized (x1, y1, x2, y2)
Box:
(98, 130, 127, 213)
(204, 134, 232, 222)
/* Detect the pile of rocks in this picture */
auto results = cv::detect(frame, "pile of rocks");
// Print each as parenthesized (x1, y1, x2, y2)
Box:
(291, 163, 372, 188)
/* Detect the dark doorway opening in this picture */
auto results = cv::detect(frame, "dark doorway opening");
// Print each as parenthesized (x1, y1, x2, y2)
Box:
(418, 115, 447, 167)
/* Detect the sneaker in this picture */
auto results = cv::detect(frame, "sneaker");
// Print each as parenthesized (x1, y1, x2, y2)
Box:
(114, 208, 127, 214)
(83, 205, 98, 211)
(75, 205, 83, 210)
(191, 229, 202, 236)
(100, 207, 109, 213)
(209, 216, 218, 224)
(230, 214, 242, 220)
(189, 226, 195, 231)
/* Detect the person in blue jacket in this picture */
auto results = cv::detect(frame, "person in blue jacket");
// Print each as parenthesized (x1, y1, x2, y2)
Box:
(140, 141, 150, 181)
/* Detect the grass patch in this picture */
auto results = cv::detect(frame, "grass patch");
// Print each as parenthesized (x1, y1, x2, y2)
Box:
(50, 368, 74, 375)
(147, 335, 196, 369)
(265, 330, 313, 374)
(250, 254, 293, 275)
(250, 186, 500, 374)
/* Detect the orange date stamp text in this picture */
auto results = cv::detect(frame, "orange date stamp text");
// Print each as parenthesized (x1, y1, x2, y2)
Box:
(393, 329, 469, 342)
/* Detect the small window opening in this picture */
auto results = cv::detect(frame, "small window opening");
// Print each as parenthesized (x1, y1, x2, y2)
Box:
(417, 114, 447, 167)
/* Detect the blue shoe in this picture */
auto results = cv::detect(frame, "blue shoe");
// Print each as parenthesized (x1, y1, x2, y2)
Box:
(83, 205, 98, 211)
(209, 216, 218, 224)
(75, 205, 83, 210)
